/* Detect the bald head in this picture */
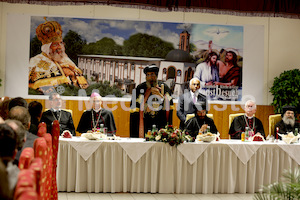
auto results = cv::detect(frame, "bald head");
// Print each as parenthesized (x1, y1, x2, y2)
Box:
(8, 106, 31, 130)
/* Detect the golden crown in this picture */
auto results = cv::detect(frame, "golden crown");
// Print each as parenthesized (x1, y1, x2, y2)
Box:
(36, 17, 62, 45)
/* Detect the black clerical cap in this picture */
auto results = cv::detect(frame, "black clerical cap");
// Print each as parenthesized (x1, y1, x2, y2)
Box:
(282, 105, 296, 116)
(143, 64, 159, 75)
(193, 102, 207, 113)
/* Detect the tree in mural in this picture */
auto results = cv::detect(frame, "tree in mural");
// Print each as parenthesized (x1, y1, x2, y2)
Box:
(30, 35, 42, 58)
(82, 37, 123, 56)
(123, 33, 175, 58)
(63, 30, 86, 65)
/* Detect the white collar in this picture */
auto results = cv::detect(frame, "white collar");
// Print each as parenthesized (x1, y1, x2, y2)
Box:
(190, 90, 198, 97)
(245, 114, 254, 119)
(93, 108, 102, 113)
(52, 108, 61, 112)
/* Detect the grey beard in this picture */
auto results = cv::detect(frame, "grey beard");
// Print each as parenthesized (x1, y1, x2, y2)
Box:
(146, 80, 158, 88)
(283, 116, 295, 127)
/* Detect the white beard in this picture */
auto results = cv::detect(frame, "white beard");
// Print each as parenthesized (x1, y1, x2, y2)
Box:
(283, 115, 295, 127)
(49, 47, 67, 63)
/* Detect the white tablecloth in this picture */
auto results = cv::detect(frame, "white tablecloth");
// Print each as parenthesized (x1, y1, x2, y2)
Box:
(57, 137, 300, 194)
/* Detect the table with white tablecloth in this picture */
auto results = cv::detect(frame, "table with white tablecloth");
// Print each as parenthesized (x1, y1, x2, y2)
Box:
(57, 137, 300, 194)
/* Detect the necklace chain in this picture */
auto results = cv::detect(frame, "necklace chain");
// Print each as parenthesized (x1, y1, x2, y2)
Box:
(91, 109, 102, 131)
(51, 110, 61, 122)
(244, 114, 255, 132)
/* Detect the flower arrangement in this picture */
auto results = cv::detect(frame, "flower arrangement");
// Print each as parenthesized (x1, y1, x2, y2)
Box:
(145, 124, 194, 146)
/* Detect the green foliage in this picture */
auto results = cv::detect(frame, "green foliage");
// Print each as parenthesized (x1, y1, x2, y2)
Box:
(254, 168, 300, 200)
(123, 33, 174, 58)
(28, 82, 123, 97)
(189, 43, 197, 53)
(82, 37, 122, 55)
(63, 30, 86, 65)
(30, 35, 42, 58)
(270, 69, 300, 114)
(84, 82, 123, 97)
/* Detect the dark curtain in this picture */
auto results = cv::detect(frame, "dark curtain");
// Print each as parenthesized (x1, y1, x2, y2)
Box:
(2, 0, 300, 18)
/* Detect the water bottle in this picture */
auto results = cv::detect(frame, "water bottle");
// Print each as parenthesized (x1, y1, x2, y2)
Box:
(206, 126, 210, 133)
(295, 128, 298, 136)
(100, 124, 104, 134)
(245, 127, 249, 141)
(152, 124, 157, 133)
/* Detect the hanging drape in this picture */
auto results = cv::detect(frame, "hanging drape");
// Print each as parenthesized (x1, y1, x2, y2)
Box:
(1, 0, 300, 18)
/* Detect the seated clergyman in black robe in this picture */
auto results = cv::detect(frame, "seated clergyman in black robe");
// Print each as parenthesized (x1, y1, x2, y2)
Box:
(40, 93, 76, 135)
(229, 100, 265, 139)
(77, 92, 116, 134)
(274, 105, 299, 139)
(184, 104, 218, 138)
(129, 64, 174, 138)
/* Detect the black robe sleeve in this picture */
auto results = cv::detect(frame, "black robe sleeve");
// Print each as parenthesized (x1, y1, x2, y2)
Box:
(77, 111, 91, 133)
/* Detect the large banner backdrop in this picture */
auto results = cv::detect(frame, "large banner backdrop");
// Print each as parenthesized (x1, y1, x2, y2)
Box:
(5, 14, 264, 104)
(28, 16, 243, 101)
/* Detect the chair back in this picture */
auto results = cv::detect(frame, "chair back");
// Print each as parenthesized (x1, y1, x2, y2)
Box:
(207, 113, 213, 120)
(229, 113, 249, 128)
(14, 169, 38, 200)
(18, 147, 34, 170)
(37, 122, 47, 137)
(33, 137, 48, 200)
(269, 114, 282, 137)
(51, 120, 60, 200)
(43, 133, 53, 199)
(29, 158, 42, 199)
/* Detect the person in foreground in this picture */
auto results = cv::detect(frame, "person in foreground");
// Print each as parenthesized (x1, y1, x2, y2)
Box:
(77, 92, 117, 135)
(8, 106, 39, 165)
(0, 123, 19, 199)
(40, 93, 76, 135)
(129, 64, 174, 138)
(275, 105, 299, 139)
(177, 77, 207, 130)
(28, 101, 43, 135)
(184, 103, 218, 138)
(229, 100, 265, 139)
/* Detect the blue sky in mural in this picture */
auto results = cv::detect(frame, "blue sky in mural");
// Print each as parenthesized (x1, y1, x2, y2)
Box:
(30, 16, 243, 55)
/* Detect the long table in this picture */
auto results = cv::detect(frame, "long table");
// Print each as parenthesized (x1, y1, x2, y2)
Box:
(57, 137, 300, 194)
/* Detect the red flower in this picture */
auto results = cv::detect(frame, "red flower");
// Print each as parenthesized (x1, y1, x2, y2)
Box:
(171, 133, 177, 138)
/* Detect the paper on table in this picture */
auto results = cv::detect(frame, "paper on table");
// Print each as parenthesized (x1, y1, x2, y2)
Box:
(118, 142, 155, 163)
(177, 143, 211, 165)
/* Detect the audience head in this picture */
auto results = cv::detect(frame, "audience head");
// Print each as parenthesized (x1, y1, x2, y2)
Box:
(8, 106, 31, 130)
(189, 78, 201, 93)
(90, 92, 102, 111)
(0, 98, 11, 120)
(49, 93, 62, 110)
(244, 100, 257, 117)
(28, 101, 43, 121)
(8, 97, 28, 110)
(5, 119, 27, 151)
(0, 123, 17, 163)
(282, 105, 296, 126)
